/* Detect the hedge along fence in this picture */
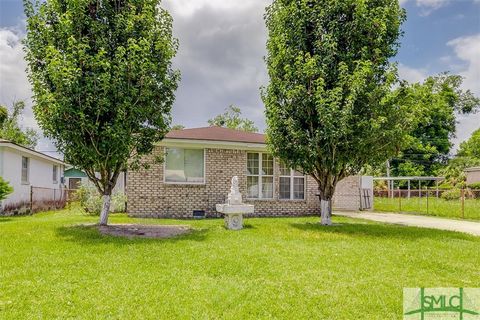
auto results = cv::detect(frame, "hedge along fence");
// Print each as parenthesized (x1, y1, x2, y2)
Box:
(374, 188, 480, 220)
(0, 187, 76, 216)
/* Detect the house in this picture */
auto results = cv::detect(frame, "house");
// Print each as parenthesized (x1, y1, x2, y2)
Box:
(64, 167, 126, 193)
(465, 167, 480, 185)
(0, 139, 65, 214)
(64, 167, 88, 189)
(127, 127, 373, 218)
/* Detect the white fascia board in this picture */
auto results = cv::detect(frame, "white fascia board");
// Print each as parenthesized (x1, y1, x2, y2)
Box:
(0, 142, 65, 165)
(158, 138, 267, 152)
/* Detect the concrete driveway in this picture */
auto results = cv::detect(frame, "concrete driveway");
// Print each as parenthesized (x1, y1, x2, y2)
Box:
(335, 211, 480, 236)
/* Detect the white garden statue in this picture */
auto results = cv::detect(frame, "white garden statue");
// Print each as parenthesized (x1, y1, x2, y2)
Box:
(216, 176, 254, 230)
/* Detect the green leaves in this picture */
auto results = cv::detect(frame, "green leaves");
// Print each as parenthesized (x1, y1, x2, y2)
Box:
(208, 105, 258, 133)
(263, 0, 408, 198)
(0, 101, 39, 148)
(390, 73, 479, 177)
(458, 128, 480, 160)
(24, 0, 179, 195)
(0, 177, 14, 201)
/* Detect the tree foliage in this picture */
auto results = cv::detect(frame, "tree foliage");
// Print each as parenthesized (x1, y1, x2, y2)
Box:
(439, 156, 480, 187)
(24, 0, 179, 224)
(458, 128, 480, 160)
(170, 124, 185, 130)
(208, 105, 258, 132)
(390, 74, 479, 177)
(263, 0, 409, 224)
(0, 177, 14, 202)
(0, 101, 39, 148)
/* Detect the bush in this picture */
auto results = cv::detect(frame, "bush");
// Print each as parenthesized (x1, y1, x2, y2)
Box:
(77, 185, 126, 215)
(468, 182, 480, 190)
(0, 177, 13, 201)
(437, 182, 453, 190)
(440, 188, 461, 201)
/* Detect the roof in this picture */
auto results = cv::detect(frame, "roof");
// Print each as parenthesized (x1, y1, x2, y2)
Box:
(165, 126, 265, 144)
(65, 168, 87, 178)
(465, 167, 480, 172)
(0, 139, 65, 165)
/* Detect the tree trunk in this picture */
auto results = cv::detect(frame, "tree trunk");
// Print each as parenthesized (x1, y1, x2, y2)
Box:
(320, 198, 332, 225)
(99, 194, 111, 226)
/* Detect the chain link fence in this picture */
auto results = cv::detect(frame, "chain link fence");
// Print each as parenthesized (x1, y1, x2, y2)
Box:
(374, 188, 480, 220)
(1, 187, 77, 215)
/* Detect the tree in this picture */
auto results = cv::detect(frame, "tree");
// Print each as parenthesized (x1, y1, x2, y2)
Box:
(0, 101, 38, 148)
(458, 128, 480, 159)
(439, 156, 480, 187)
(390, 74, 479, 177)
(170, 124, 185, 130)
(0, 177, 14, 202)
(208, 105, 258, 132)
(263, 0, 409, 224)
(24, 0, 179, 225)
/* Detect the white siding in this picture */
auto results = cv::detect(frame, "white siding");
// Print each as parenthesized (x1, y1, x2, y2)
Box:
(0, 147, 63, 207)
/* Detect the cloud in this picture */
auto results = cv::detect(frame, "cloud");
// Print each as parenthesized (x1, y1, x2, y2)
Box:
(163, 0, 271, 130)
(447, 34, 480, 96)
(400, 0, 450, 15)
(398, 63, 427, 83)
(0, 28, 59, 154)
(447, 33, 480, 149)
(0, 28, 33, 121)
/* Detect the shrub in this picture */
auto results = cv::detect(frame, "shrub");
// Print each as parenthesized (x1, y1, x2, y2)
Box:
(468, 182, 480, 190)
(77, 185, 126, 215)
(0, 177, 13, 201)
(440, 188, 461, 201)
(437, 182, 453, 190)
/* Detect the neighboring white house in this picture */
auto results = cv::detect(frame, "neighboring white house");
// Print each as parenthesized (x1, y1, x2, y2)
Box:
(465, 167, 480, 185)
(0, 139, 65, 213)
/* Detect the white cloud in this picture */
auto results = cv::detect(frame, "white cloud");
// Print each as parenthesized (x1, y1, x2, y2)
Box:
(0, 28, 36, 129)
(398, 63, 427, 83)
(163, 0, 267, 17)
(447, 34, 480, 96)
(447, 33, 480, 150)
(400, 0, 450, 15)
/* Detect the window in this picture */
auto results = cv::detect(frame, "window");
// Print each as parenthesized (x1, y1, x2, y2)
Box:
(69, 178, 81, 190)
(21, 156, 29, 183)
(279, 162, 305, 200)
(247, 153, 273, 199)
(53, 165, 58, 183)
(165, 148, 204, 183)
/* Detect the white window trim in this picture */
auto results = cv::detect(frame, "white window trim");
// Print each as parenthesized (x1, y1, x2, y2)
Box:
(163, 147, 206, 185)
(246, 152, 274, 200)
(53, 165, 58, 184)
(279, 168, 306, 201)
(21, 156, 30, 185)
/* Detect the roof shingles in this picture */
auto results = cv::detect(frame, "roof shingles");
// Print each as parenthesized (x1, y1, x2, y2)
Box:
(165, 126, 265, 144)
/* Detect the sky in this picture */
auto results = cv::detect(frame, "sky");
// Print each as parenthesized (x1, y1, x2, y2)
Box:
(0, 0, 479, 157)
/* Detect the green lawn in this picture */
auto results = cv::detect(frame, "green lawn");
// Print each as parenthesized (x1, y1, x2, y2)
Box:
(374, 196, 480, 221)
(1, 208, 479, 319)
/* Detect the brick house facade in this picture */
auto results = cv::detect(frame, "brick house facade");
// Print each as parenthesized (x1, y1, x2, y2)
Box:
(127, 127, 371, 218)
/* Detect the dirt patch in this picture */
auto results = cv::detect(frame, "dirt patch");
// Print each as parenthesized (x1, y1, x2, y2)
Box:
(98, 224, 192, 239)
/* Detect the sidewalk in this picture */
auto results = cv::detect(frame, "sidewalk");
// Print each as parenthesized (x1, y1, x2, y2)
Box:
(335, 211, 480, 236)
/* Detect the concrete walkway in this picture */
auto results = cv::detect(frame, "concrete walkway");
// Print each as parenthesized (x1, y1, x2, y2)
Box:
(335, 211, 480, 236)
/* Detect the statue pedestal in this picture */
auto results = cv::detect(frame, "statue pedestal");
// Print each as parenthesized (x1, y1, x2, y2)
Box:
(216, 204, 254, 230)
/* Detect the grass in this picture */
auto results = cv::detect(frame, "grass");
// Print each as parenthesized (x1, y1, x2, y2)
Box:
(374, 196, 480, 221)
(1, 207, 479, 319)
